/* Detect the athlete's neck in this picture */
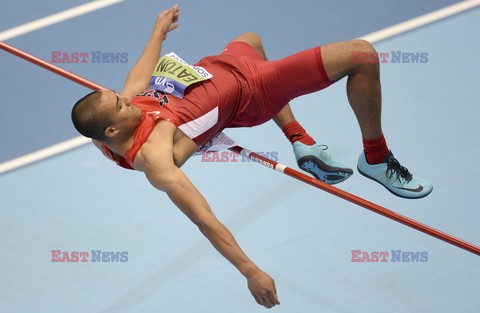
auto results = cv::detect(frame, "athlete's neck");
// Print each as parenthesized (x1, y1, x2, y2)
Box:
(104, 135, 135, 157)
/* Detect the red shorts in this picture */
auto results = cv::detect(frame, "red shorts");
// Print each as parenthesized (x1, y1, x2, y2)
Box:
(221, 41, 333, 128)
(168, 41, 333, 147)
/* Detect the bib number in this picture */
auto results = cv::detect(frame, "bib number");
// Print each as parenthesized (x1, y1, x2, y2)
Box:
(149, 52, 212, 98)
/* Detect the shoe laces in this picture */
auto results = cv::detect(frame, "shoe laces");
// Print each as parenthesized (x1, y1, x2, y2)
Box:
(386, 156, 412, 183)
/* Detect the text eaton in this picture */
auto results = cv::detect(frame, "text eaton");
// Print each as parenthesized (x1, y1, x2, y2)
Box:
(51, 51, 128, 63)
(51, 250, 128, 262)
(351, 250, 428, 262)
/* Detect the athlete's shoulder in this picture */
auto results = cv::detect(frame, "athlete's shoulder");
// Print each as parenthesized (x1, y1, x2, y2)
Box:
(148, 120, 177, 149)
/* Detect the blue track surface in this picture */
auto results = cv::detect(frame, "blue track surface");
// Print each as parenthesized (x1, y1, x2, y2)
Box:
(1, 1, 479, 312)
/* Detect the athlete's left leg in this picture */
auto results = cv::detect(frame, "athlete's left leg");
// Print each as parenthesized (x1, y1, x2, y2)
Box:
(228, 32, 353, 184)
(228, 33, 310, 142)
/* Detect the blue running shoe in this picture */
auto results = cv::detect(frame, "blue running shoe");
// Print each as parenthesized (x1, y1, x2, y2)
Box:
(293, 141, 353, 184)
(357, 151, 433, 199)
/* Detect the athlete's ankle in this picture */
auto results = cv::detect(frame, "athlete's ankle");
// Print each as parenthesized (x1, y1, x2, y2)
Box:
(282, 121, 315, 145)
(362, 135, 389, 164)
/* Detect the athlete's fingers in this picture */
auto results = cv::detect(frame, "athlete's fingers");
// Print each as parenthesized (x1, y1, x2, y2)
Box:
(255, 294, 269, 308)
(272, 287, 280, 305)
(160, 4, 178, 19)
(170, 4, 179, 16)
(253, 295, 262, 306)
(168, 24, 179, 32)
(171, 7, 179, 24)
(263, 288, 280, 308)
(260, 299, 271, 309)
(256, 293, 276, 309)
(273, 294, 280, 305)
(262, 294, 276, 308)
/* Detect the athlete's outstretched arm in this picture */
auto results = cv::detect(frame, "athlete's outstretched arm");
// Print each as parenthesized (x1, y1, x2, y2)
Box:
(120, 5, 180, 97)
(137, 126, 280, 309)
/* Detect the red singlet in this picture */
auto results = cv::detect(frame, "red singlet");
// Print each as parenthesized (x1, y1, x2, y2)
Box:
(102, 41, 333, 170)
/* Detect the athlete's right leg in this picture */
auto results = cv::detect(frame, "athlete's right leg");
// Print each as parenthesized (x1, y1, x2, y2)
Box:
(320, 40, 432, 198)
(228, 32, 353, 184)
(321, 40, 383, 141)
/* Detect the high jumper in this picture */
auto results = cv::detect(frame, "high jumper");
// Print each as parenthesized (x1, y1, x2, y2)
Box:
(70, 4, 432, 308)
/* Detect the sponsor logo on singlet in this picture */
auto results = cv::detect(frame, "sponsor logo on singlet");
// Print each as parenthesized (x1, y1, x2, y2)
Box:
(137, 90, 170, 107)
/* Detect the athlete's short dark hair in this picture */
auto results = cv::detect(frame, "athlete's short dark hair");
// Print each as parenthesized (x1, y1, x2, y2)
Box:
(71, 90, 112, 141)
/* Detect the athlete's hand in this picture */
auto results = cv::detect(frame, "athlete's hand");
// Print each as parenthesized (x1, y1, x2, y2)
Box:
(247, 269, 280, 309)
(154, 4, 180, 41)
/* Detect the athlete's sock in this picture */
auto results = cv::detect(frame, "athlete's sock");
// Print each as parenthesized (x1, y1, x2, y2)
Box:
(363, 135, 390, 164)
(282, 121, 315, 145)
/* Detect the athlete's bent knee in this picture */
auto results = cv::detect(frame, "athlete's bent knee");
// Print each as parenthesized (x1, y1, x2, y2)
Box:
(234, 32, 263, 49)
(351, 39, 376, 55)
(350, 39, 379, 69)
(242, 32, 262, 43)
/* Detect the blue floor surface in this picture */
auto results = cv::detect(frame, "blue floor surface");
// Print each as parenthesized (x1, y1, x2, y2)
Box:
(1, 1, 479, 313)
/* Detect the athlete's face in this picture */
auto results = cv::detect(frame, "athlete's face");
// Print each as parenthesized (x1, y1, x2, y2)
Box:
(99, 90, 142, 135)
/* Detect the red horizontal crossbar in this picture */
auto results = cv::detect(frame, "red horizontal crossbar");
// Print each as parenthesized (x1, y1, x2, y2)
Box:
(0, 41, 106, 90)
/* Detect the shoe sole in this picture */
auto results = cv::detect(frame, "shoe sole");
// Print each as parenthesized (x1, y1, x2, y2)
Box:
(298, 156, 353, 185)
(357, 166, 433, 199)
